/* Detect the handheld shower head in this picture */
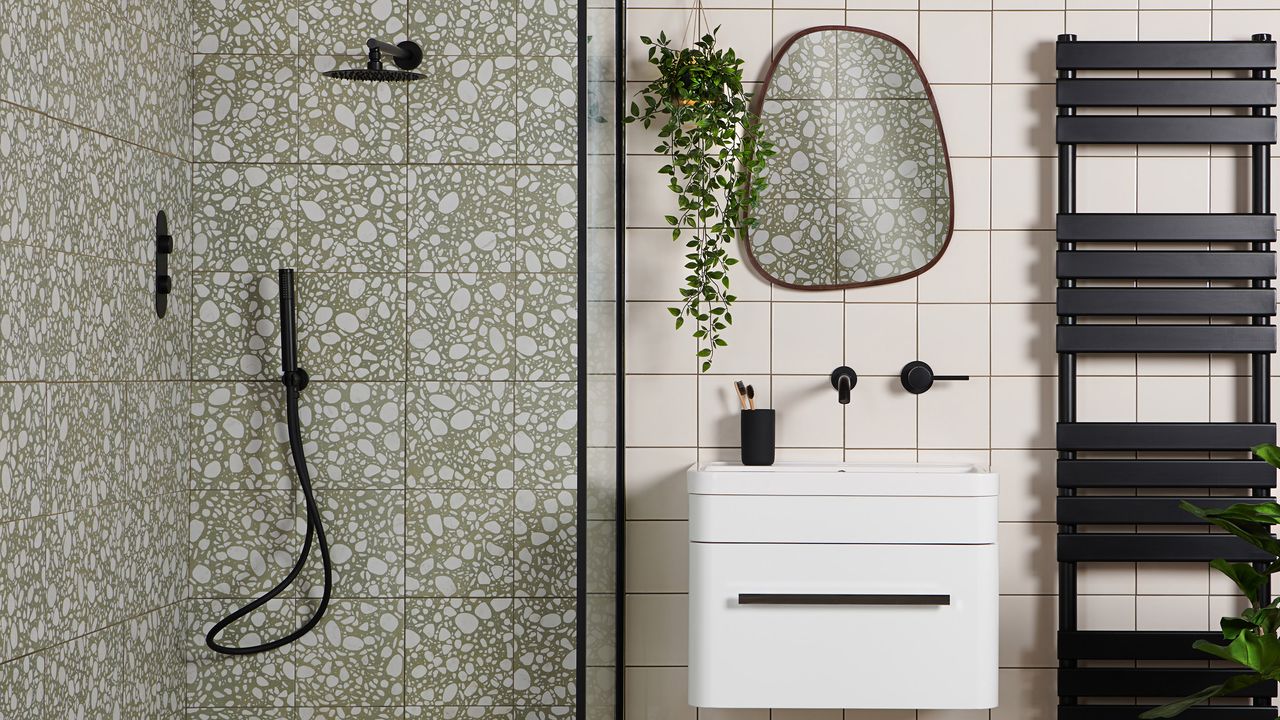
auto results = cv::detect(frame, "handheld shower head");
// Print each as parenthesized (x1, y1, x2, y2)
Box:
(323, 38, 425, 82)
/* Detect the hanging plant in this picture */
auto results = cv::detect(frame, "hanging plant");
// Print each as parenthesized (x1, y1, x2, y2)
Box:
(624, 15, 774, 372)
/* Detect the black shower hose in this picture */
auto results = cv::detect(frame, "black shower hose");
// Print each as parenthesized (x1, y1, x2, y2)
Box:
(206, 268, 333, 655)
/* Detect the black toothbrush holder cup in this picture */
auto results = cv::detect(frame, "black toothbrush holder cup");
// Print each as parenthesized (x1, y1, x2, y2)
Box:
(740, 409, 776, 466)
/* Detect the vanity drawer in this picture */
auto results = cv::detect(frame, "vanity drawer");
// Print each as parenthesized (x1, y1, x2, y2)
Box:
(688, 541, 998, 709)
(689, 493, 997, 544)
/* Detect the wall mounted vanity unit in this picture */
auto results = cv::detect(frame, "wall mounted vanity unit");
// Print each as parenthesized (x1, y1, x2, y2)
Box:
(687, 462, 999, 709)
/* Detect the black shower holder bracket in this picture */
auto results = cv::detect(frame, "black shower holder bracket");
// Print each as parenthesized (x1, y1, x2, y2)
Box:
(155, 210, 172, 318)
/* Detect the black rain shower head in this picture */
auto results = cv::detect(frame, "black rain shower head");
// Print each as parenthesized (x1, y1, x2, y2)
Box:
(324, 38, 424, 82)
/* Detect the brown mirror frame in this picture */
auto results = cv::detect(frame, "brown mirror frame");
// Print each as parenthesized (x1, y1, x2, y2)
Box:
(744, 25, 956, 291)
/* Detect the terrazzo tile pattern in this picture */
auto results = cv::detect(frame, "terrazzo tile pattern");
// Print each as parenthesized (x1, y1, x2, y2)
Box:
(0, 0, 191, 711)
(184, 0, 581, 715)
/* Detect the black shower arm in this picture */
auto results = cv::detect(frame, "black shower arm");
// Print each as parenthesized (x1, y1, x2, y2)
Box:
(367, 38, 409, 59)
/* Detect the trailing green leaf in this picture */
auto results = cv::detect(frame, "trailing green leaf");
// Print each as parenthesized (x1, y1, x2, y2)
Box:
(622, 25, 776, 371)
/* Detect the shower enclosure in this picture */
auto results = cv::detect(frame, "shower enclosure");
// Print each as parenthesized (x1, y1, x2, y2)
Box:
(0, 0, 624, 716)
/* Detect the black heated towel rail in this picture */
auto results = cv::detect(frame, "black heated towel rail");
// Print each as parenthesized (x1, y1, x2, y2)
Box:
(1056, 34, 1279, 717)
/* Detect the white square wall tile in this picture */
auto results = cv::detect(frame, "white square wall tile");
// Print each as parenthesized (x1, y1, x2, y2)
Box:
(917, 231, 990, 304)
(992, 668, 1056, 720)
(1079, 562, 1136, 595)
(625, 155, 683, 227)
(772, 711, 841, 720)
(1136, 562, 1208, 596)
(625, 447, 697, 520)
(626, 302, 697, 374)
(700, 710, 769, 720)
(991, 303, 1055, 376)
(993, 11, 1065, 83)
(998, 522, 1057, 594)
(918, 376, 990, 449)
(625, 593, 689, 665)
(844, 303, 917, 376)
(991, 231, 1055, 303)
(773, 375, 845, 448)
(845, 375, 917, 450)
(920, 12, 993, 84)
(773, 10, 845, 60)
(991, 376, 1055, 449)
(704, 301, 771, 376)
(773, 303, 845, 375)
(1137, 157, 1209, 213)
(625, 667, 696, 720)
(1077, 156, 1137, 213)
(1137, 376, 1209, 423)
(625, 229, 690, 302)
(1066, 9, 1138, 39)
(698, 374, 771, 448)
(992, 449, 1056, 522)
(951, 157, 992, 231)
(991, 84, 1056, 158)
(626, 375, 698, 447)
(1078, 594, 1136, 631)
(992, 157, 1054, 231)
(1136, 595, 1209, 631)
(843, 711, 916, 720)
(625, 520, 689, 593)
(999, 594, 1056, 668)
(919, 304, 990, 377)
(843, 11, 920, 54)
(1138, 10, 1212, 40)
(1077, 376, 1136, 422)
(931, 85, 992, 158)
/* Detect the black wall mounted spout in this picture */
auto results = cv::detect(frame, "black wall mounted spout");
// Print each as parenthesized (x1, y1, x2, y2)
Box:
(831, 366, 857, 405)
(206, 268, 332, 655)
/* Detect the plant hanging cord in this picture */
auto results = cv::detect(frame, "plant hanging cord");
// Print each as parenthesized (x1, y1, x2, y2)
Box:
(681, 0, 712, 50)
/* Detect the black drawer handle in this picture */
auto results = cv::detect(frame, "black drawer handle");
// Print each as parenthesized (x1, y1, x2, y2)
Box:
(737, 593, 950, 606)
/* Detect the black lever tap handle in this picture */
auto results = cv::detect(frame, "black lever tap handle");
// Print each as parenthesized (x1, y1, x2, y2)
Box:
(900, 361, 969, 395)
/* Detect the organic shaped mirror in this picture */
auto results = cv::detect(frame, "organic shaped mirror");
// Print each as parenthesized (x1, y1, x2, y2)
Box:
(747, 26, 953, 289)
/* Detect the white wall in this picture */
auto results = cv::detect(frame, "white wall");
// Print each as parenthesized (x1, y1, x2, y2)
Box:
(622, 1, 1280, 718)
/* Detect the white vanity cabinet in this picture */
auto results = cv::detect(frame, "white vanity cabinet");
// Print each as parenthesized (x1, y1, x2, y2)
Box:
(687, 462, 999, 710)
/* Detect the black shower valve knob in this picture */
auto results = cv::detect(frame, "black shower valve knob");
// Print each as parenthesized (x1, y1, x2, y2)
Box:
(900, 361, 969, 395)
(156, 233, 173, 254)
(155, 274, 171, 295)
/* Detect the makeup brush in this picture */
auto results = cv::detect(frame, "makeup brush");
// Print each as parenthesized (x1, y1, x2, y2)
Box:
(747, 385, 757, 410)
(734, 380, 748, 410)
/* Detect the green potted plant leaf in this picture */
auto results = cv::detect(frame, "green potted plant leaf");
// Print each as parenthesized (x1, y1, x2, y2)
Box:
(1139, 442, 1280, 717)
(624, 20, 775, 372)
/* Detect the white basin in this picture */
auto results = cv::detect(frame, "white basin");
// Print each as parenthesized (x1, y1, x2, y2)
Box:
(689, 461, 998, 497)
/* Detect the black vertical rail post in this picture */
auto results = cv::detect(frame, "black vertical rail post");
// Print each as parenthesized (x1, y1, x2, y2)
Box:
(1250, 36, 1273, 708)
(1056, 32, 1079, 710)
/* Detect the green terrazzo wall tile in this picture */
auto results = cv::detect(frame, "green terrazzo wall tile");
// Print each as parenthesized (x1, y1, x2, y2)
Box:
(406, 598, 515, 706)
(193, 54, 300, 163)
(409, 165, 517, 274)
(295, 599, 405, 706)
(186, 598, 298, 707)
(514, 167, 576, 274)
(513, 382, 576, 489)
(191, 0, 296, 54)
(300, 59, 408, 163)
(514, 489, 576, 597)
(192, 164, 298, 272)
(409, 273, 514, 381)
(298, 489, 406, 598)
(297, 164, 408, 272)
(405, 488, 514, 597)
(406, 382, 514, 489)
